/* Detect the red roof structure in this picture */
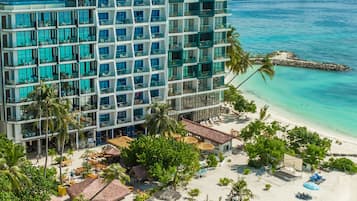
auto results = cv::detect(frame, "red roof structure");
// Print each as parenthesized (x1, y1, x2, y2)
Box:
(181, 119, 233, 144)
(67, 178, 130, 201)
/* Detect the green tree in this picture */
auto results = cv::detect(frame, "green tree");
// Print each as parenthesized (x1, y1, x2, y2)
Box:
(89, 163, 130, 201)
(236, 55, 275, 88)
(324, 158, 357, 174)
(207, 154, 218, 167)
(259, 105, 270, 121)
(121, 136, 200, 189)
(0, 140, 30, 192)
(228, 178, 253, 201)
(28, 82, 62, 177)
(145, 103, 177, 136)
(57, 101, 80, 184)
(245, 136, 287, 168)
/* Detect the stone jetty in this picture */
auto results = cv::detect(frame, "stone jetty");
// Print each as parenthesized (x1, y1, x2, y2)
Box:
(251, 51, 351, 71)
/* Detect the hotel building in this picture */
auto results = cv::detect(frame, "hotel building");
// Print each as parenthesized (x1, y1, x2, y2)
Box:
(0, 0, 229, 154)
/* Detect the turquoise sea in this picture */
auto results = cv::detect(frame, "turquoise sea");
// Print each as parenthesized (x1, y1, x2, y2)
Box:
(229, 0, 357, 136)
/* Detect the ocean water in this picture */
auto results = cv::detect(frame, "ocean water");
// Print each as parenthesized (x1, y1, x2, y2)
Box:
(229, 0, 357, 136)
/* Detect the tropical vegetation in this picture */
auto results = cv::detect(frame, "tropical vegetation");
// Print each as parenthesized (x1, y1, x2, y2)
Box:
(323, 158, 357, 174)
(145, 102, 178, 136)
(228, 178, 253, 201)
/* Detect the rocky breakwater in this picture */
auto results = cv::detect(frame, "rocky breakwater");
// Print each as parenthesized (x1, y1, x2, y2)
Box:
(251, 51, 351, 72)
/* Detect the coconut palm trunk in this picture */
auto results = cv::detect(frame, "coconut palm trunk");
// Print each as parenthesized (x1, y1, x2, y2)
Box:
(235, 68, 260, 88)
(44, 108, 49, 178)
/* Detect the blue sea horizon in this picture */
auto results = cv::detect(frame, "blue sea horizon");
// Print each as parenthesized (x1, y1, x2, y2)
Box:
(229, 0, 357, 137)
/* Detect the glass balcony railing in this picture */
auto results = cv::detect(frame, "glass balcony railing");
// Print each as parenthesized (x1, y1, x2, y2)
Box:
(116, 85, 132, 91)
(100, 104, 115, 110)
(134, 67, 150, 73)
(59, 20, 75, 26)
(60, 55, 77, 62)
(79, 35, 96, 42)
(184, 26, 198, 32)
(11, 22, 36, 29)
(134, 83, 148, 89)
(80, 54, 94, 60)
(183, 87, 196, 94)
(99, 37, 114, 43)
(198, 70, 212, 78)
(40, 74, 59, 82)
(100, 87, 115, 94)
(116, 19, 132, 24)
(134, 34, 150, 40)
(199, 10, 214, 17)
(183, 72, 197, 79)
(184, 10, 200, 16)
(6, 77, 38, 85)
(135, 17, 148, 23)
(39, 39, 57, 46)
(79, 18, 94, 25)
(214, 38, 227, 45)
(60, 72, 79, 79)
(80, 87, 95, 94)
(98, 1, 115, 7)
(200, 56, 211, 63)
(215, 23, 228, 29)
(215, 8, 229, 14)
(134, 115, 145, 121)
(59, 37, 77, 44)
(117, 35, 131, 41)
(150, 80, 165, 87)
(78, 0, 96, 6)
(151, 49, 165, 55)
(215, 54, 229, 60)
(168, 74, 181, 81)
(134, 0, 150, 6)
(168, 89, 181, 96)
(100, 54, 112, 60)
(169, 26, 182, 33)
(198, 85, 212, 92)
(200, 25, 213, 32)
(116, 52, 129, 59)
(100, 120, 115, 128)
(81, 103, 97, 111)
(134, 98, 149, 105)
(40, 57, 57, 64)
(99, 71, 115, 77)
(8, 113, 36, 122)
(99, 19, 112, 25)
(169, 0, 183, 3)
(169, 10, 183, 17)
(23, 130, 39, 139)
(152, 33, 164, 39)
(151, 96, 164, 102)
(152, 65, 164, 71)
(152, 0, 164, 5)
(169, 43, 182, 50)
(213, 67, 225, 75)
(213, 82, 225, 89)
(116, 0, 131, 6)
(14, 40, 37, 48)
(184, 57, 197, 64)
(38, 20, 56, 27)
(16, 59, 36, 66)
(151, 16, 166, 22)
(81, 70, 96, 77)
(117, 118, 131, 124)
(168, 60, 183, 68)
(117, 101, 131, 107)
(134, 51, 148, 57)
(117, 68, 131, 75)
(199, 40, 213, 48)
(61, 89, 78, 97)
(184, 42, 198, 48)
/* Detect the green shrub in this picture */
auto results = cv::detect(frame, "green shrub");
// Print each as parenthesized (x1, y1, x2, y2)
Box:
(134, 192, 150, 201)
(243, 168, 251, 175)
(227, 159, 232, 163)
(54, 156, 67, 164)
(325, 158, 357, 174)
(264, 183, 271, 191)
(188, 188, 200, 199)
(218, 177, 232, 186)
(207, 154, 218, 167)
(218, 152, 225, 162)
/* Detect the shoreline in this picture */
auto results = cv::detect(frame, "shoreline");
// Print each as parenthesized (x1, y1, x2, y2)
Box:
(240, 91, 357, 157)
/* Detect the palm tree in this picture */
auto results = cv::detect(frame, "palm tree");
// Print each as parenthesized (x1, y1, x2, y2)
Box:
(235, 55, 275, 88)
(57, 101, 80, 184)
(259, 105, 271, 121)
(228, 178, 253, 201)
(0, 143, 30, 192)
(89, 163, 130, 201)
(226, 26, 252, 85)
(145, 103, 177, 136)
(28, 82, 62, 177)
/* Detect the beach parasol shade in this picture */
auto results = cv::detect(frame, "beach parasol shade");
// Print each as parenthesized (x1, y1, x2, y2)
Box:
(164, 132, 182, 139)
(197, 142, 215, 151)
(107, 136, 134, 149)
(182, 136, 199, 144)
(303, 182, 320, 191)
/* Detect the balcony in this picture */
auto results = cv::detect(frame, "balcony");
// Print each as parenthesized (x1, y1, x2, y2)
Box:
(151, 49, 165, 55)
(116, 52, 130, 59)
(184, 26, 198, 32)
(116, 19, 133, 25)
(215, 8, 229, 14)
(117, 101, 131, 108)
(198, 85, 211, 92)
(6, 77, 38, 86)
(183, 87, 196, 94)
(60, 55, 77, 62)
(23, 130, 39, 139)
(98, 1, 115, 7)
(78, 0, 96, 6)
(100, 104, 115, 110)
(11, 22, 36, 29)
(134, 66, 150, 73)
(215, 23, 228, 30)
(81, 118, 96, 127)
(152, 0, 164, 5)
(39, 39, 57, 46)
(199, 40, 213, 48)
(213, 66, 225, 75)
(117, 35, 131, 42)
(81, 70, 96, 77)
(40, 57, 57, 64)
(168, 60, 183, 68)
(169, 10, 183, 17)
(168, 74, 181, 81)
(80, 88, 95, 94)
(134, 83, 148, 89)
(59, 37, 77, 44)
(134, 34, 150, 40)
(200, 56, 211, 63)
(151, 96, 164, 103)
(169, 0, 183, 3)
(151, 16, 166, 22)
(183, 71, 197, 79)
(134, 98, 149, 105)
(116, 0, 131, 6)
(184, 42, 198, 48)
(214, 54, 229, 60)
(152, 65, 164, 71)
(117, 118, 131, 124)
(213, 82, 225, 89)
(38, 20, 56, 27)
(152, 33, 164, 39)
(200, 25, 213, 32)
(184, 57, 197, 64)
(81, 103, 97, 111)
(99, 37, 114, 43)
(16, 59, 37, 67)
(79, 35, 96, 42)
(40, 74, 59, 82)
(117, 68, 131, 75)
(80, 53, 94, 60)
(99, 19, 112, 26)
(6, 97, 32, 104)
(8, 113, 35, 122)
(184, 10, 200, 16)
(198, 70, 212, 78)
(61, 89, 78, 97)
(150, 80, 165, 87)
(99, 71, 115, 77)
(60, 72, 79, 79)
(134, 115, 145, 122)
(79, 18, 94, 25)
(169, 43, 182, 51)
(214, 38, 227, 45)
(13, 40, 37, 48)
(100, 87, 115, 94)
(133, 0, 150, 6)
(169, 26, 182, 33)
(117, 85, 132, 91)
(168, 89, 181, 96)
(100, 120, 115, 128)
(135, 51, 148, 57)
(59, 19, 75, 26)
(100, 54, 112, 60)
(199, 10, 214, 17)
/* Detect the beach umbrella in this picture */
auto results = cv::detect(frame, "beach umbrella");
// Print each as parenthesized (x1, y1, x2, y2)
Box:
(197, 142, 215, 151)
(182, 136, 199, 144)
(107, 136, 134, 149)
(303, 182, 320, 191)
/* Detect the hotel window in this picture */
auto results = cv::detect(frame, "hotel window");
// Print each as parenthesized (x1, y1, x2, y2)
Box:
(116, 62, 127, 71)
(19, 86, 34, 100)
(151, 90, 159, 97)
(151, 74, 159, 81)
(152, 42, 159, 50)
(16, 13, 32, 27)
(134, 76, 143, 84)
(116, 12, 126, 23)
(98, 13, 109, 24)
(134, 27, 144, 37)
(118, 111, 126, 119)
(79, 10, 91, 24)
(134, 44, 143, 52)
(99, 47, 109, 55)
(99, 30, 109, 41)
(100, 64, 110, 73)
(117, 78, 127, 86)
(135, 60, 143, 68)
(100, 97, 110, 105)
(100, 114, 110, 122)
(116, 29, 126, 37)
(151, 58, 159, 66)
(117, 94, 127, 103)
(134, 11, 144, 22)
(151, 26, 160, 34)
(99, 80, 110, 89)
(116, 46, 127, 58)
(59, 11, 73, 25)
